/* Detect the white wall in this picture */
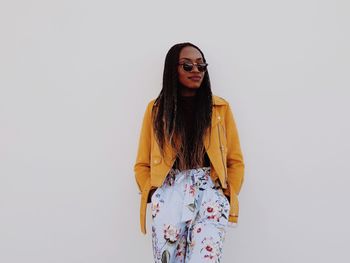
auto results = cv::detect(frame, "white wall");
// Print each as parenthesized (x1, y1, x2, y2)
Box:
(1, 0, 349, 262)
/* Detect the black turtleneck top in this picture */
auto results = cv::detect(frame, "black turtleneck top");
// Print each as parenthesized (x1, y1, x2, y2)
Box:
(172, 94, 211, 170)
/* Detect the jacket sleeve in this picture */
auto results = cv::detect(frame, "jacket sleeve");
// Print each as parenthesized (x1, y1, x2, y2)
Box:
(225, 102, 245, 196)
(134, 101, 153, 193)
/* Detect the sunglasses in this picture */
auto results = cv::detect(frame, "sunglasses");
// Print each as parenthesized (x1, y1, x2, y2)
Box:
(178, 62, 208, 72)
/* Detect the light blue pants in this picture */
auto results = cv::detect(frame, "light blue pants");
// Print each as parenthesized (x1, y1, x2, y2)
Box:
(150, 166, 230, 262)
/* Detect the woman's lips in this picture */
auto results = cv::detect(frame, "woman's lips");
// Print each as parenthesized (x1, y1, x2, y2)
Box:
(188, 76, 201, 81)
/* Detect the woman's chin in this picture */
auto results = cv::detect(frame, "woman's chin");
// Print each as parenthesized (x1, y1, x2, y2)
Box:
(183, 83, 201, 89)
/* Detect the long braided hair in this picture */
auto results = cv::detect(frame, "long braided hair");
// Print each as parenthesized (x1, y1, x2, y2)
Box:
(151, 42, 213, 170)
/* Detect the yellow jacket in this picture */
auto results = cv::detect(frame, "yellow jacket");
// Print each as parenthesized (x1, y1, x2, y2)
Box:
(134, 94, 245, 234)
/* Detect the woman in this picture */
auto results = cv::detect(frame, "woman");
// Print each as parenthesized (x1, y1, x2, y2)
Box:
(134, 42, 245, 262)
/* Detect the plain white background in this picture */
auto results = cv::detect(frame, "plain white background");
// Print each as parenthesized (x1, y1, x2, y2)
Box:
(1, 0, 349, 262)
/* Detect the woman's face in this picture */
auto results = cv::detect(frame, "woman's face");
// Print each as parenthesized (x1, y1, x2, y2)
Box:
(177, 46, 205, 89)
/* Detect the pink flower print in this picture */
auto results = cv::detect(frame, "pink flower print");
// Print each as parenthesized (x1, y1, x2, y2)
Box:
(205, 245, 213, 252)
(192, 223, 203, 234)
(163, 224, 180, 243)
(200, 237, 220, 262)
(202, 200, 222, 222)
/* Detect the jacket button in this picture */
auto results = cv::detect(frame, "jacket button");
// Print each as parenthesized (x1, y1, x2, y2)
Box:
(217, 116, 221, 120)
(154, 158, 161, 164)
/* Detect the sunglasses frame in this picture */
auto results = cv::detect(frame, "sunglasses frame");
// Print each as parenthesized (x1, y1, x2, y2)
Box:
(177, 62, 209, 72)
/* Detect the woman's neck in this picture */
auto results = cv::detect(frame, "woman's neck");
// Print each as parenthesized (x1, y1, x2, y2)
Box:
(179, 83, 198, 97)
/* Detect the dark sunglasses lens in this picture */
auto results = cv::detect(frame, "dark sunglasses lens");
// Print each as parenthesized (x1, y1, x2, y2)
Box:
(197, 64, 207, 72)
(182, 63, 193, 72)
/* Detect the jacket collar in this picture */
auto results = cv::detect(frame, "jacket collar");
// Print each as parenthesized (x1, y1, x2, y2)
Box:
(212, 95, 227, 106)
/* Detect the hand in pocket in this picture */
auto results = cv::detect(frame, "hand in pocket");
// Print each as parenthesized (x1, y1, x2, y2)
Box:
(147, 188, 157, 203)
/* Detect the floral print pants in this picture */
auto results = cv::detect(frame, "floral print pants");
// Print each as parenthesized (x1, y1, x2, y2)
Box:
(150, 167, 230, 263)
